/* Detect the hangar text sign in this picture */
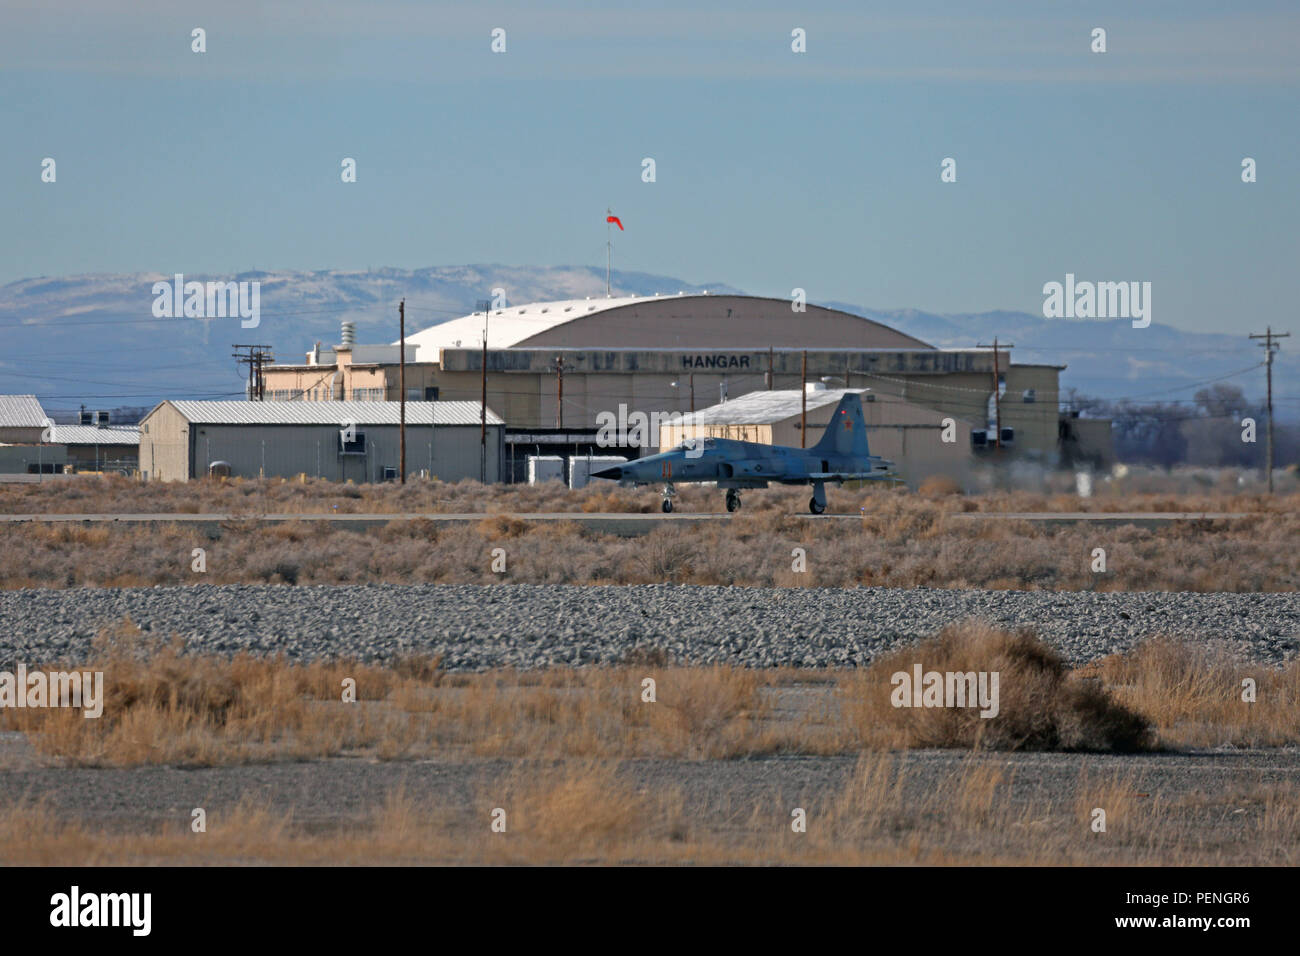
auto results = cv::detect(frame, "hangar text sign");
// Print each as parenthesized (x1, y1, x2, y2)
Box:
(682, 354, 752, 369)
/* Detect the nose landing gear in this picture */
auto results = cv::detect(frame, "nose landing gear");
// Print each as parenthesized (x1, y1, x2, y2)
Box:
(661, 483, 677, 513)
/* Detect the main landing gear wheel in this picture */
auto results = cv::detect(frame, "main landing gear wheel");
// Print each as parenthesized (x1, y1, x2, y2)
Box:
(809, 497, 826, 515)
(725, 490, 741, 513)
(661, 498, 674, 513)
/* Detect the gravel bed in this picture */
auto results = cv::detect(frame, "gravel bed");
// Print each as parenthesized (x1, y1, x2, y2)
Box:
(2, 583, 1297, 669)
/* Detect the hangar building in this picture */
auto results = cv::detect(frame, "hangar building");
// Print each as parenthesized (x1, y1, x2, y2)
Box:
(139, 400, 503, 482)
(261, 293, 1094, 483)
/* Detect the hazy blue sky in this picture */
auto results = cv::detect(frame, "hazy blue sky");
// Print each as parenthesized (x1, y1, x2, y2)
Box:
(3, 0, 1298, 333)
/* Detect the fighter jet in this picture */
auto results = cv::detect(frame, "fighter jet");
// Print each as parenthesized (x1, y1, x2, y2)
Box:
(590, 392, 894, 514)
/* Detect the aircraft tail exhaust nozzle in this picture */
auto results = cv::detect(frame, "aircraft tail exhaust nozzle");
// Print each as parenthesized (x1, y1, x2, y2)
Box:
(812, 393, 871, 459)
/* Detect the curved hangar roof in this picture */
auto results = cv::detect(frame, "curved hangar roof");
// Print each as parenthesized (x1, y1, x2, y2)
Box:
(400, 294, 932, 352)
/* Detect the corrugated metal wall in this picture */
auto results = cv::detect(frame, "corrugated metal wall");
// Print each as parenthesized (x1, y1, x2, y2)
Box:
(142, 416, 501, 483)
(0, 444, 67, 473)
(139, 403, 191, 481)
(189, 423, 501, 482)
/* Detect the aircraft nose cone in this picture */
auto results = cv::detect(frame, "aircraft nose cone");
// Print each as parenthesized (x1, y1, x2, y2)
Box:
(591, 465, 623, 480)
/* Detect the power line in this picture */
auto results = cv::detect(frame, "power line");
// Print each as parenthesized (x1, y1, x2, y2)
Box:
(1114, 363, 1266, 400)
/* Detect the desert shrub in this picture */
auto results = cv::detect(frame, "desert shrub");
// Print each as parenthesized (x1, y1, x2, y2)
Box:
(634, 531, 697, 580)
(918, 474, 964, 497)
(476, 515, 532, 539)
(843, 620, 1153, 751)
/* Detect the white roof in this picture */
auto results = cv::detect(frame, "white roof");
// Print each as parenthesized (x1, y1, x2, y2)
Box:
(155, 400, 503, 427)
(50, 424, 140, 445)
(681, 388, 866, 426)
(401, 295, 671, 351)
(400, 293, 934, 353)
(0, 394, 47, 428)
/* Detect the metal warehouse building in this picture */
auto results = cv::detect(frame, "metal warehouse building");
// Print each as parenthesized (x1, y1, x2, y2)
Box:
(0, 394, 47, 444)
(139, 400, 504, 483)
(50, 423, 140, 473)
(261, 293, 1107, 483)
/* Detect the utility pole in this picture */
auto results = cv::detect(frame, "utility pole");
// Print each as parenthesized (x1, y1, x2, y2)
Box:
(398, 298, 406, 484)
(555, 355, 566, 429)
(977, 338, 1013, 449)
(1250, 327, 1290, 492)
(476, 299, 492, 483)
(233, 345, 274, 400)
(801, 349, 808, 448)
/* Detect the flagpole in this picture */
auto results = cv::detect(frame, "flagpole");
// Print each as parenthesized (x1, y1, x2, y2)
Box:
(605, 207, 611, 297)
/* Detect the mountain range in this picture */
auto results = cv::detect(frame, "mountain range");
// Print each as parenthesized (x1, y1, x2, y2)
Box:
(1, 266, 1292, 420)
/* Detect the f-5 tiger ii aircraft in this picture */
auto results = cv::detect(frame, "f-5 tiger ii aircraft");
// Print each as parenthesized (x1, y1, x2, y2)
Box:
(590, 392, 895, 514)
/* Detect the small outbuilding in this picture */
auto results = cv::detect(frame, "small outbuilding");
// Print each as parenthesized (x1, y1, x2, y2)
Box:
(50, 423, 140, 473)
(139, 400, 504, 483)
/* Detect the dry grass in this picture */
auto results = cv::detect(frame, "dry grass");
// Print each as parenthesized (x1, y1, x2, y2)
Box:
(5, 471, 1298, 517)
(3, 754, 1295, 865)
(918, 474, 965, 497)
(2, 621, 1295, 771)
(840, 621, 1154, 751)
(0, 621, 801, 767)
(0, 474, 664, 516)
(0, 621, 422, 766)
(1080, 638, 1300, 748)
(3, 618, 1298, 864)
(3, 487, 1298, 591)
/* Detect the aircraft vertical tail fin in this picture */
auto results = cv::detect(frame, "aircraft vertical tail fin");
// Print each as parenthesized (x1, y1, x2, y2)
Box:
(812, 392, 870, 459)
